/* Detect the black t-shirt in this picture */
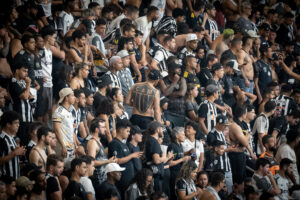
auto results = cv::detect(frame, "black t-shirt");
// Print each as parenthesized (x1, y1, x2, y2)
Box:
(145, 136, 164, 176)
(198, 68, 213, 87)
(64, 180, 87, 200)
(222, 74, 235, 108)
(127, 142, 142, 173)
(46, 175, 60, 200)
(167, 142, 184, 174)
(96, 181, 121, 200)
(268, 116, 288, 138)
(254, 60, 273, 94)
(93, 92, 105, 110)
(108, 138, 135, 190)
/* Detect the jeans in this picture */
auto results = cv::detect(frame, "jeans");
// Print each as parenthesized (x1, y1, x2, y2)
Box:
(225, 171, 233, 194)
(244, 80, 254, 94)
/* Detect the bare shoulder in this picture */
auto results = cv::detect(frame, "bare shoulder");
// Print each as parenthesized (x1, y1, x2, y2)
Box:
(200, 190, 216, 200)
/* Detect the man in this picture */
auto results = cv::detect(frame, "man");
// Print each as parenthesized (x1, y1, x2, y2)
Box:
(198, 54, 218, 87)
(259, 135, 279, 175)
(64, 158, 88, 200)
(204, 140, 226, 172)
(80, 155, 96, 200)
(274, 84, 297, 118)
(8, 60, 33, 146)
(200, 172, 225, 200)
(160, 60, 187, 127)
(201, 3, 218, 44)
(207, 115, 233, 194)
(254, 44, 273, 103)
(45, 154, 64, 200)
(145, 121, 172, 192)
(252, 158, 281, 196)
(105, 56, 123, 89)
(177, 34, 198, 65)
(244, 104, 256, 159)
(96, 163, 125, 200)
(52, 88, 76, 163)
(127, 125, 143, 174)
(276, 12, 295, 46)
(0, 111, 25, 179)
(269, 110, 300, 146)
(93, 75, 113, 110)
(198, 84, 218, 135)
(87, 118, 117, 187)
(108, 119, 143, 193)
(28, 169, 47, 199)
(2, 176, 16, 200)
(72, 89, 87, 140)
(135, 6, 159, 44)
(26, 122, 43, 160)
(234, 2, 255, 35)
(88, 2, 101, 18)
(221, 38, 241, 65)
(39, 26, 56, 125)
(167, 127, 190, 199)
(0, 181, 7, 200)
(276, 130, 300, 184)
(116, 50, 134, 98)
(29, 126, 52, 171)
(59, 0, 75, 35)
(253, 100, 276, 155)
(274, 158, 294, 200)
(92, 18, 107, 58)
(126, 70, 162, 129)
(213, 28, 235, 60)
(150, 35, 176, 77)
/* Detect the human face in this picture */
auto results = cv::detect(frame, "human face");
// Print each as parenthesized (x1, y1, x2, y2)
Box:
(265, 47, 273, 59)
(87, 161, 95, 177)
(35, 36, 44, 50)
(80, 65, 90, 79)
(198, 174, 208, 188)
(0, 185, 6, 200)
(44, 132, 52, 146)
(269, 31, 277, 42)
(191, 169, 198, 180)
(177, 131, 186, 143)
(191, 87, 199, 98)
(25, 38, 36, 52)
(244, 5, 252, 16)
(185, 125, 196, 138)
(286, 164, 293, 175)
(133, 133, 143, 143)
(78, 162, 87, 177)
(18, 67, 28, 80)
(96, 25, 106, 36)
(289, 116, 300, 126)
(188, 40, 198, 50)
(93, 6, 101, 17)
(126, 28, 135, 38)
(246, 109, 256, 121)
(11, 8, 18, 20)
(112, 171, 122, 181)
(273, 86, 280, 97)
(77, 36, 86, 47)
(99, 122, 106, 135)
(208, 8, 216, 18)
(49, 132, 56, 147)
(215, 145, 225, 156)
(126, 41, 134, 50)
(129, 12, 139, 21)
(8, 120, 20, 135)
(145, 176, 153, 188)
(48, 34, 56, 46)
(54, 161, 64, 176)
(78, 93, 86, 107)
(262, 164, 270, 176)
(86, 94, 94, 106)
(293, 93, 300, 105)
(114, 90, 124, 103)
(114, 59, 123, 71)
(120, 127, 131, 140)
(189, 57, 198, 70)
(197, 49, 205, 59)
(168, 39, 176, 51)
(6, 182, 16, 197)
(0, 93, 5, 108)
(152, 10, 159, 21)
(134, 35, 143, 46)
(216, 67, 224, 79)
(67, 92, 76, 105)
(37, 174, 46, 190)
(267, 137, 275, 150)
(122, 56, 130, 67)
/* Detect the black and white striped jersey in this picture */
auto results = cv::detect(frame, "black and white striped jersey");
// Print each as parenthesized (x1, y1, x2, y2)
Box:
(198, 100, 218, 133)
(274, 95, 296, 117)
(0, 131, 20, 179)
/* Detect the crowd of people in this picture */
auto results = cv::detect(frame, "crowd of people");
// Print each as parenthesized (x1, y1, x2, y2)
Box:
(0, 0, 300, 200)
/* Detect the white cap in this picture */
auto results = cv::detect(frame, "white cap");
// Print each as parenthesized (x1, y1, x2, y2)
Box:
(232, 60, 240, 71)
(105, 163, 125, 173)
(116, 50, 129, 58)
(246, 30, 260, 38)
(186, 33, 198, 42)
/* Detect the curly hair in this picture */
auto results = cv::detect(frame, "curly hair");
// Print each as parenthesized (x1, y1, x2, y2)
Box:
(176, 160, 197, 184)
(95, 97, 115, 116)
(128, 168, 153, 195)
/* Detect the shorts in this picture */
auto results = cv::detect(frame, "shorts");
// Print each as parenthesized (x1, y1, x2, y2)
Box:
(228, 152, 246, 184)
(41, 87, 53, 114)
(130, 114, 154, 130)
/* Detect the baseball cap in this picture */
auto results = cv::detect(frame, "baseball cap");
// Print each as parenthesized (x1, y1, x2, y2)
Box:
(148, 69, 162, 80)
(216, 115, 230, 125)
(97, 74, 113, 88)
(246, 30, 260, 38)
(160, 96, 169, 106)
(211, 63, 223, 73)
(16, 176, 35, 188)
(147, 121, 162, 133)
(58, 88, 73, 104)
(226, 60, 240, 71)
(186, 33, 198, 42)
(117, 50, 130, 58)
(206, 84, 219, 94)
(105, 163, 125, 173)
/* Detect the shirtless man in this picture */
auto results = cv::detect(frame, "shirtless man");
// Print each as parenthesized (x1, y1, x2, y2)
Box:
(237, 36, 255, 93)
(222, 0, 240, 29)
(126, 69, 162, 129)
(29, 126, 53, 171)
(212, 29, 235, 60)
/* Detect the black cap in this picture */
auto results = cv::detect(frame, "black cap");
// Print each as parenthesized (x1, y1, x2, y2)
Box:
(260, 43, 270, 54)
(148, 69, 162, 80)
(97, 74, 113, 88)
(147, 121, 162, 133)
(211, 63, 223, 73)
(216, 114, 230, 125)
(168, 61, 182, 72)
(259, 23, 271, 31)
(160, 96, 169, 106)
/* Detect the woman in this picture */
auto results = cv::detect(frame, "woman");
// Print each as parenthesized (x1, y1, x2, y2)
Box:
(108, 88, 128, 120)
(175, 160, 202, 200)
(70, 62, 90, 90)
(196, 171, 209, 189)
(125, 169, 153, 200)
(181, 121, 204, 172)
(185, 84, 199, 122)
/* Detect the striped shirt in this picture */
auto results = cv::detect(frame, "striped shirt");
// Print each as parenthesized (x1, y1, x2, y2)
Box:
(198, 100, 217, 133)
(207, 129, 231, 172)
(0, 131, 20, 179)
(274, 95, 294, 117)
(177, 47, 195, 65)
(204, 18, 219, 41)
(105, 71, 122, 89)
(153, 47, 173, 77)
(9, 77, 33, 122)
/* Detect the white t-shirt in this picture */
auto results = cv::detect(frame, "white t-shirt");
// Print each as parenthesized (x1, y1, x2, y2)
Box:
(59, 11, 74, 35)
(253, 113, 269, 155)
(135, 16, 152, 43)
(40, 47, 53, 88)
(80, 176, 95, 200)
(40, 0, 52, 17)
(276, 144, 299, 184)
(150, 0, 166, 26)
(109, 13, 125, 32)
(274, 173, 290, 200)
(181, 139, 204, 167)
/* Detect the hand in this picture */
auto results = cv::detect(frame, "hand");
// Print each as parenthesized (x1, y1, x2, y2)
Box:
(203, 12, 208, 21)
(43, 77, 47, 83)
(131, 151, 143, 159)
(137, 75, 142, 82)
(4, 32, 11, 44)
(61, 146, 67, 158)
(196, 187, 202, 195)
(173, 74, 180, 83)
(245, 79, 250, 88)
(109, 156, 118, 163)
(35, 83, 40, 91)
(258, 95, 263, 104)
(266, 170, 273, 178)
(25, 77, 31, 85)
(13, 146, 26, 156)
(167, 151, 174, 160)
(165, 120, 171, 126)
(183, 156, 191, 161)
(251, 153, 257, 160)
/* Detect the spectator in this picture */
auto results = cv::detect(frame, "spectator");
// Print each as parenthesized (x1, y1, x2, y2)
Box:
(72, 89, 87, 140)
(29, 126, 53, 171)
(80, 155, 96, 200)
(201, 3, 218, 44)
(234, 2, 254, 35)
(105, 56, 123, 89)
(0, 111, 25, 179)
(198, 54, 218, 87)
(45, 154, 64, 200)
(93, 75, 113, 110)
(185, 84, 200, 122)
(127, 125, 143, 174)
(204, 140, 226, 172)
(199, 172, 225, 200)
(2, 176, 17, 200)
(0, 181, 7, 200)
(259, 135, 279, 175)
(96, 163, 125, 200)
(64, 158, 88, 200)
(273, 84, 296, 118)
(26, 122, 43, 160)
(70, 62, 90, 90)
(59, 0, 75, 35)
(195, 171, 209, 189)
(274, 158, 293, 200)
(29, 169, 47, 199)
(177, 34, 198, 65)
(258, 87, 275, 114)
